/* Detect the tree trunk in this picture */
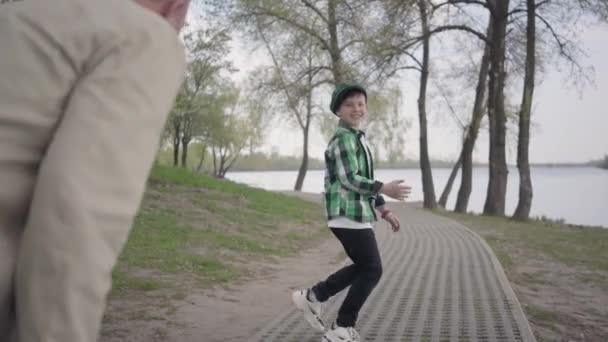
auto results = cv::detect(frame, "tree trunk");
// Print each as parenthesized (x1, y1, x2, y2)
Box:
(327, 0, 344, 83)
(294, 127, 310, 191)
(181, 136, 191, 168)
(513, 0, 536, 220)
(294, 78, 313, 191)
(484, 0, 510, 216)
(218, 151, 227, 178)
(172, 121, 181, 167)
(173, 139, 180, 167)
(212, 147, 218, 177)
(223, 154, 240, 178)
(417, 0, 437, 209)
(455, 21, 492, 213)
(196, 144, 207, 173)
(439, 151, 463, 208)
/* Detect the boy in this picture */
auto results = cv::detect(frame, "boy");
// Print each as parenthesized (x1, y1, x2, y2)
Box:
(292, 83, 411, 342)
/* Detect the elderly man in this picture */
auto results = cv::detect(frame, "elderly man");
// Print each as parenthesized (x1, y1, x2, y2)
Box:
(0, 0, 191, 340)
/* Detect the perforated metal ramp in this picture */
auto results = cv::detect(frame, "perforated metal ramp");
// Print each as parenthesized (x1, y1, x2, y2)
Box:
(249, 202, 536, 342)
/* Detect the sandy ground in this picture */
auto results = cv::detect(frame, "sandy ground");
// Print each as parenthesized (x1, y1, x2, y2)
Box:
(101, 234, 343, 342)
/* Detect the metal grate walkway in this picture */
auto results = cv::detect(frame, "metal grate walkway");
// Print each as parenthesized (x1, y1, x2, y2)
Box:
(249, 203, 536, 342)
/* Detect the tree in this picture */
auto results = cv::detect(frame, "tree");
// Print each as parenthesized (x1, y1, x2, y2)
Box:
(455, 20, 492, 213)
(206, 85, 252, 178)
(438, 0, 605, 216)
(482, 0, 511, 216)
(433, 83, 471, 209)
(216, 0, 414, 189)
(222, 0, 407, 85)
(252, 18, 326, 191)
(374, 0, 492, 210)
(415, 0, 438, 209)
(512, 0, 537, 220)
(165, 28, 233, 168)
(509, 0, 608, 218)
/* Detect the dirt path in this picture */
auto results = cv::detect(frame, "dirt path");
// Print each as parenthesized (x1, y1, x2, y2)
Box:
(101, 234, 343, 342)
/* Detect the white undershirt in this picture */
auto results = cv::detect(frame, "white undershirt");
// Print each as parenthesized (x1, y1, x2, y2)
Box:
(328, 217, 373, 229)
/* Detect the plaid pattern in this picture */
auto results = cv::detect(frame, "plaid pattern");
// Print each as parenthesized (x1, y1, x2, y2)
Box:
(324, 121, 386, 223)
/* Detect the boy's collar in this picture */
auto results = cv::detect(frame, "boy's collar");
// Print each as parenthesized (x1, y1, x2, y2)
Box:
(338, 120, 365, 136)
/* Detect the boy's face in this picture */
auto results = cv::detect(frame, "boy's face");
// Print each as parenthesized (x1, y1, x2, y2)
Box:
(338, 93, 367, 129)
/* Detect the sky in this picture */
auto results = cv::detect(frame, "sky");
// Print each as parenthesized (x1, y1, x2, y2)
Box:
(195, 9, 608, 165)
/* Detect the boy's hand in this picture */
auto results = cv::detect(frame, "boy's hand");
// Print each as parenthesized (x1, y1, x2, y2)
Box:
(383, 211, 400, 232)
(380, 180, 411, 201)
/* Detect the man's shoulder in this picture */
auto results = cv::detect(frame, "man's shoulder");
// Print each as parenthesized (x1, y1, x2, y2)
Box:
(83, 0, 181, 53)
(4, 0, 181, 54)
(90, 0, 178, 38)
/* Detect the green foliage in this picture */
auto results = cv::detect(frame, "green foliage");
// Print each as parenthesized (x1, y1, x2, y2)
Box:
(366, 86, 411, 165)
(164, 27, 239, 168)
(203, 84, 256, 177)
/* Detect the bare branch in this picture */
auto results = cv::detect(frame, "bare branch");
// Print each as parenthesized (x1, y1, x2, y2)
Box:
(300, 0, 329, 24)
(509, 0, 552, 16)
(248, 6, 331, 52)
(311, 79, 334, 88)
(435, 81, 467, 129)
(339, 38, 366, 53)
(432, 0, 491, 12)
(255, 20, 306, 130)
(429, 25, 490, 44)
(535, 13, 570, 60)
(404, 51, 423, 68)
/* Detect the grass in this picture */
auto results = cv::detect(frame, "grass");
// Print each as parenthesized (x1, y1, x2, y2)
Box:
(149, 165, 321, 222)
(111, 164, 328, 295)
(438, 210, 608, 273)
(525, 304, 558, 330)
(481, 234, 513, 269)
(112, 271, 162, 292)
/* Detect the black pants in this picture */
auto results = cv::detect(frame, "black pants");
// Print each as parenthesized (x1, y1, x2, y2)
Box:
(311, 228, 383, 327)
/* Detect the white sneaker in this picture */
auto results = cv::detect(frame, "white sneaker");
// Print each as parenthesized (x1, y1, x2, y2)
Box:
(322, 323, 361, 342)
(292, 289, 325, 331)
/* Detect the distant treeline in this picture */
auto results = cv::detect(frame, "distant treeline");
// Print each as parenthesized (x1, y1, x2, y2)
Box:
(230, 152, 605, 172)
(159, 147, 604, 172)
(587, 155, 608, 170)
(231, 153, 464, 171)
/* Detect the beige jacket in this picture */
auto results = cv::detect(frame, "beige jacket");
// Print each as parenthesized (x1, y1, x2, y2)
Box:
(0, 0, 186, 341)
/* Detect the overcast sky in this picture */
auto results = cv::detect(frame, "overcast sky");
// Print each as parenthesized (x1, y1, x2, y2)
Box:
(219, 15, 608, 164)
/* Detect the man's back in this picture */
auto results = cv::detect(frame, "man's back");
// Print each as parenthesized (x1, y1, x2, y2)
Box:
(0, 0, 186, 340)
(0, 0, 181, 228)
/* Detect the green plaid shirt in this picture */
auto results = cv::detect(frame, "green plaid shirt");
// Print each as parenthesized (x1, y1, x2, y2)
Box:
(324, 120, 386, 223)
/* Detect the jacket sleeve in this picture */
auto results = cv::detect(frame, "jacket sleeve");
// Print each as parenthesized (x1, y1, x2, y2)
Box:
(332, 133, 383, 196)
(15, 25, 186, 342)
(375, 194, 387, 208)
